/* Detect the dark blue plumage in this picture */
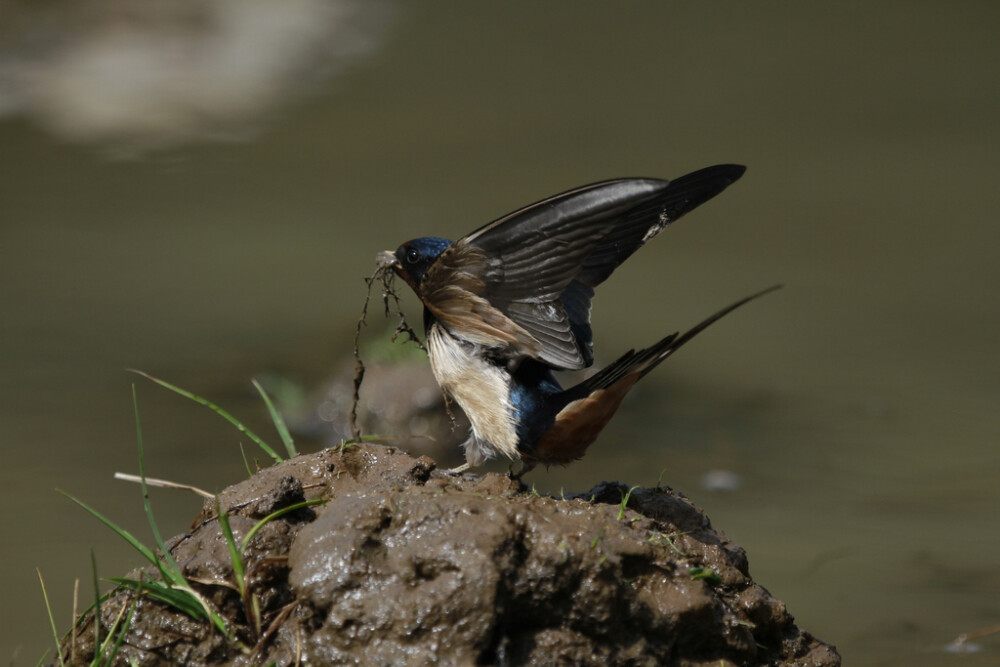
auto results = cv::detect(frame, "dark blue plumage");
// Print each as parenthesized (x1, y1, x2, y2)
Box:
(393, 236, 451, 292)
(378, 164, 774, 476)
(507, 360, 563, 450)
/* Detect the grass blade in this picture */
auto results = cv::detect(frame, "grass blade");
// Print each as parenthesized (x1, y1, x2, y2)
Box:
(90, 550, 101, 653)
(99, 589, 138, 667)
(240, 499, 327, 552)
(108, 578, 203, 621)
(37, 569, 66, 667)
(131, 384, 187, 588)
(617, 485, 639, 521)
(129, 370, 282, 463)
(109, 577, 231, 637)
(216, 500, 262, 637)
(173, 584, 231, 636)
(238, 442, 254, 477)
(252, 378, 297, 458)
(127, 385, 234, 638)
(216, 501, 246, 594)
(58, 491, 161, 572)
(113, 472, 214, 499)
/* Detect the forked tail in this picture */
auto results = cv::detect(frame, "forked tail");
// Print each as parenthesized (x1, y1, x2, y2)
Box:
(577, 284, 782, 393)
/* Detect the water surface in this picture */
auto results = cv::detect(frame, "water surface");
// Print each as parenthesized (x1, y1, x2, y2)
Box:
(2, 3, 998, 664)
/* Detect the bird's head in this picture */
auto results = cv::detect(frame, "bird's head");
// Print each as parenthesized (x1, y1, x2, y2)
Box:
(377, 236, 452, 293)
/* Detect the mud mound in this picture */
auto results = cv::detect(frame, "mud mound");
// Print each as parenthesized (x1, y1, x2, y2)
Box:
(62, 444, 839, 666)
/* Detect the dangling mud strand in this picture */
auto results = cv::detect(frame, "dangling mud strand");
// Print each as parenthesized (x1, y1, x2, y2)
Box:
(350, 265, 427, 442)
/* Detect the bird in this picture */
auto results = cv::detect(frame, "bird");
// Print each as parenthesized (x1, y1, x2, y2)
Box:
(377, 164, 776, 477)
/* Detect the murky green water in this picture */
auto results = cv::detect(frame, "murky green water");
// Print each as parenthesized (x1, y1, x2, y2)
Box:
(3, 3, 998, 664)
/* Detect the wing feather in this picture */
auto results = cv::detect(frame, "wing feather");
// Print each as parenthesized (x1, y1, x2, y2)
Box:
(419, 241, 543, 360)
(419, 165, 746, 370)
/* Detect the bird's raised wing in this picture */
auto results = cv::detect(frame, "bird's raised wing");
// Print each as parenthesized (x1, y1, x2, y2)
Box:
(421, 164, 746, 370)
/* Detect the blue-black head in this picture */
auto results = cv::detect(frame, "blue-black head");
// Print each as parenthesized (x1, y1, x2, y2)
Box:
(392, 236, 452, 290)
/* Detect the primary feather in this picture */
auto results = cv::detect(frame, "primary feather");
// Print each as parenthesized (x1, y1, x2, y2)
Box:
(406, 164, 747, 371)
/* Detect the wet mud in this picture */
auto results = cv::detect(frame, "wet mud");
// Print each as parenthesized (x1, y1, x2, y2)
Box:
(62, 444, 839, 666)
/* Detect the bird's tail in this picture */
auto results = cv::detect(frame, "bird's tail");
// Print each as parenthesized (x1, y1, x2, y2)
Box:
(577, 285, 782, 393)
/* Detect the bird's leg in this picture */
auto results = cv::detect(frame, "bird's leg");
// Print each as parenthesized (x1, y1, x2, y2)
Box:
(446, 462, 471, 475)
(510, 459, 537, 481)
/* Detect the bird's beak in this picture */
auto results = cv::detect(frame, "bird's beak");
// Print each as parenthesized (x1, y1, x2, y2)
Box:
(376, 250, 400, 270)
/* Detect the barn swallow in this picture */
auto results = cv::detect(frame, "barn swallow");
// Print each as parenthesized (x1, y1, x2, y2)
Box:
(378, 164, 775, 476)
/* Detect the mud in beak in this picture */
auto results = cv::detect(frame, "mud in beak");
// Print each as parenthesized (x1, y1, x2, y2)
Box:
(376, 250, 399, 269)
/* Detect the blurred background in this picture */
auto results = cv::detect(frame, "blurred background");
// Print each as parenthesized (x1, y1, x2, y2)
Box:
(2, 2, 998, 664)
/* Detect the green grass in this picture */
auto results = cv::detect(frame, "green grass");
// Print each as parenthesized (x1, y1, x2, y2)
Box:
(59, 386, 234, 638)
(252, 378, 297, 458)
(37, 569, 65, 667)
(48, 384, 240, 662)
(687, 566, 722, 586)
(49, 374, 327, 663)
(648, 530, 692, 557)
(98, 591, 137, 666)
(617, 485, 639, 521)
(217, 496, 327, 639)
(128, 370, 294, 462)
(89, 551, 101, 659)
(38, 550, 143, 667)
(239, 499, 326, 552)
(217, 499, 259, 637)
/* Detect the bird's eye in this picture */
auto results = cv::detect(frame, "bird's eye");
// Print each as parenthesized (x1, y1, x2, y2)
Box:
(405, 247, 420, 264)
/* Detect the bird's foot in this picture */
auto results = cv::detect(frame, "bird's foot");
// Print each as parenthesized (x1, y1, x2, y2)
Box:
(445, 462, 471, 476)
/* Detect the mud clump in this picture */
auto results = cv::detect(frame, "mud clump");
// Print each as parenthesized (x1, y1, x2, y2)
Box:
(62, 444, 839, 666)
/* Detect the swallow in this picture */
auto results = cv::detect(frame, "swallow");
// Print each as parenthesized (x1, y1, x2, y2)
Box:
(378, 164, 776, 476)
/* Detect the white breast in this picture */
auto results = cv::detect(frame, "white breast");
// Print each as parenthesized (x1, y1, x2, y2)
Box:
(426, 323, 519, 467)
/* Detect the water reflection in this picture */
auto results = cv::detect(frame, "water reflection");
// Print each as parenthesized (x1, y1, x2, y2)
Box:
(0, 0, 393, 152)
